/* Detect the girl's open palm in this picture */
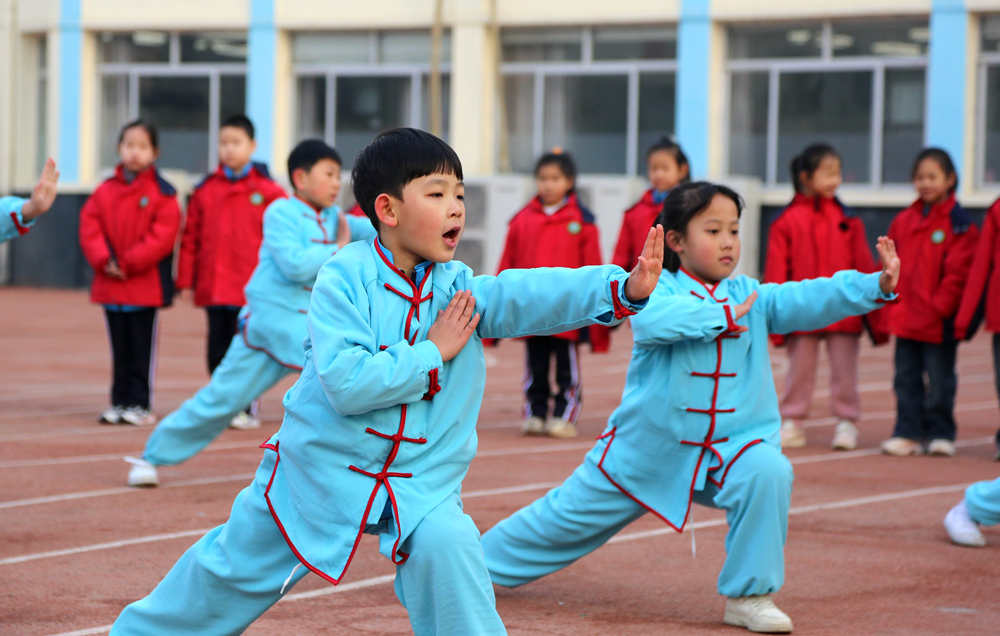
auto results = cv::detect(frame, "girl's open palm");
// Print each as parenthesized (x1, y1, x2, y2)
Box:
(625, 225, 665, 302)
(876, 236, 900, 295)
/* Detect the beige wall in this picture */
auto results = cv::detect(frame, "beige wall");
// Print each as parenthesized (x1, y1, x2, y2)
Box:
(712, 0, 931, 20)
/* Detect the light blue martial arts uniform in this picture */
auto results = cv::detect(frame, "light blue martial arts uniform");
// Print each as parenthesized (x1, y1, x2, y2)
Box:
(965, 477, 1000, 526)
(482, 268, 895, 599)
(112, 238, 645, 636)
(0, 197, 34, 243)
(141, 196, 375, 466)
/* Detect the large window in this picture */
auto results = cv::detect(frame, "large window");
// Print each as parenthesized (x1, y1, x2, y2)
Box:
(292, 30, 452, 168)
(978, 16, 1000, 185)
(500, 26, 676, 174)
(727, 19, 928, 185)
(98, 31, 247, 174)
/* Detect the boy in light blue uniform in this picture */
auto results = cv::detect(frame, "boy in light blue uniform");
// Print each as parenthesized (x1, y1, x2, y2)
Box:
(1, 159, 59, 243)
(111, 128, 664, 635)
(944, 477, 1000, 547)
(126, 140, 375, 487)
(482, 182, 901, 634)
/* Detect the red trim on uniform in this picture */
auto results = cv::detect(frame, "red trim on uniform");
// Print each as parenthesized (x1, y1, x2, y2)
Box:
(723, 304, 738, 333)
(9, 211, 29, 235)
(240, 312, 304, 371)
(875, 296, 900, 304)
(610, 280, 637, 319)
(297, 309, 308, 314)
(679, 266, 728, 302)
(714, 438, 764, 487)
(260, 441, 278, 451)
(690, 290, 705, 300)
(422, 368, 441, 400)
(310, 238, 337, 245)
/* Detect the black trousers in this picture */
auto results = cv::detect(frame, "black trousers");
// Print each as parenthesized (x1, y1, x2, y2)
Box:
(892, 336, 958, 441)
(206, 306, 242, 374)
(524, 336, 579, 420)
(105, 308, 157, 409)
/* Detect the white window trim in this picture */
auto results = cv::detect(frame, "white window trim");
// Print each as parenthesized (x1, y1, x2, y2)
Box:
(976, 51, 1000, 187)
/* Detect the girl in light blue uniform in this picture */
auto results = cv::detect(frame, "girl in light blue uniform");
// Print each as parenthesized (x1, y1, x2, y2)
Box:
(0, 158, 59, 243)
(482, 182, 901, 634)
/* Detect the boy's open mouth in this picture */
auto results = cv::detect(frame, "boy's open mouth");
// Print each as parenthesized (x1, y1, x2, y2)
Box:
(442, 227, 461, 241)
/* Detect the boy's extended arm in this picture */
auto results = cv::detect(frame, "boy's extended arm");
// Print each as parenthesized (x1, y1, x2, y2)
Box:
(345, 214, 377, 244)
(629, 279, 738, 346)
(763, 270, 894, 335)
(263, 204, 340, 282)
(0, 197, 32, 243)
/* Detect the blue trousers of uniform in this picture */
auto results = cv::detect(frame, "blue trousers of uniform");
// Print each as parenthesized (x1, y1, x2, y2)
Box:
(482, 441, 792, 598)
(965, 477, 1000, 527)
(112, 451, 506, 635)
(142, 335, 293, 466)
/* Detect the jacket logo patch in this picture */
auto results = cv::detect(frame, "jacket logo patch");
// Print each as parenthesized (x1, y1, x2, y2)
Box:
(250, 192, 263, 205)
(567, 221, 582, 235)
(139, 196, 149, 208)
(931, 229, 946, 244)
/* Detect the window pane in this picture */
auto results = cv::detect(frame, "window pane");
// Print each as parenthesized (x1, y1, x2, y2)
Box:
(985, 66, 1000, 183)
(637, 72, 676, 174)
(181, 32, 247, 63)
(728, 71, 768, 180)
(501, 74, 534, 172)
(777, 71, 872, 183)
(728, 24, 822, 59)
(832, 19, 928, 57)
(593, 26, 677, 60)
(380, 30, 451, 64)
(981, 15, 1000, 54)
(100, 75, 130, 170)
(543, 75, 628, 174)
(502, 28, 582, 62)
(335, 76, 411, 168)
(292, 32, 372, 64)
(99, 32, 170, 63)
(139, 76, 210, 173)
(883, 69, 925, 183)
(296, 76, 326, 142)
(220, 74, 246, 122)
(421, 74, 451, 140)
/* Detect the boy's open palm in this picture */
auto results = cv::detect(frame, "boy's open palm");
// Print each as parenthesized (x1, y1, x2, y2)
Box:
(624, 225, 665, 302)
(876, 236, 900, 295)
(428, 290, 480, 362)
(22, 158, 60, 222)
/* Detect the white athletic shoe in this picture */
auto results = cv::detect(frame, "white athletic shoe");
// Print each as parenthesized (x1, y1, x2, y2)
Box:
(522, 416, 546, 436)
(927, 438, 956, 457)
(125, 456, 159, 487)
(724, 595, 793, 633)
(880, 437, 922, 456)
(546, 418, 578, 439)
(120, 407, 156, 427)
(229, 411, 261, 430)
(831, 420, 858, 451)
(780, 420, 806, 448)
(944, 501, 986, 547)
(99, 406, 123, 424)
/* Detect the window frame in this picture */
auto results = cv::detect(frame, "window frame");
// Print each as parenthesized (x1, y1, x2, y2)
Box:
(975, 48, 1000, 186)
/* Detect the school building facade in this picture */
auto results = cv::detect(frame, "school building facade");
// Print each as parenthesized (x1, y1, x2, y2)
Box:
(1, 0, 999, 284)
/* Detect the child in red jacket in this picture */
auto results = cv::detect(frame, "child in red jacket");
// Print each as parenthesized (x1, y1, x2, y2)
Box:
(612, 136, 690, 271)
(954, 195, 1000, 460)
(765, 143, 887, 451)
(79, 120, 181, 426)
(882, 148, 979, 457)
(176, 115, 286, 429)
(496, 151, 604, 439)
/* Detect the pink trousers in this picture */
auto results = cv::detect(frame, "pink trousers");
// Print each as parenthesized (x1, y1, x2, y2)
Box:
(780, 333, 861, 421)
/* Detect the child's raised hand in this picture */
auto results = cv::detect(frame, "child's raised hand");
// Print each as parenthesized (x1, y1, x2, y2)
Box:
(876, 236, 900, 295)
(427, 290, 481, 362)
(21, 158, 60, 222)
(624, 224, 665, 303)
(336, 211, 351, 249)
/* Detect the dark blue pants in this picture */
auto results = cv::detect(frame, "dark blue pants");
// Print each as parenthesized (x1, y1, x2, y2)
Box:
(892, 336, 958, 441)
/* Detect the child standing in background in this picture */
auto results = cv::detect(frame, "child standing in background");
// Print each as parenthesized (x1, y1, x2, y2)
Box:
(176, 114, 286, 430)
(79, 120, 181, 427)
(496, 150, 605, 439)
(612, 136, 690, 271)
(0, 158, 59, 243)
(765, 144, 887, 451)
(882, 148, 978, 457)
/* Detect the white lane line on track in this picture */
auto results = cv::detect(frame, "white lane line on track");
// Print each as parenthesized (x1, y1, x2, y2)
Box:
(48, 480, 975, 636)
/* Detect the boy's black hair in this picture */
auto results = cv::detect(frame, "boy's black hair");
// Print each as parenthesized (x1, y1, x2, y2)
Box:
(534, 150, 577, 183)
(656, 181, 744, 273)
(118, 119, 159, 149)
(646, 136, 691, 184)
(221, 114, 255, 140)
(912, 147, 959, 193)
(790, 143, 839, 194)
(351, 128, 464, 231)
(287, 139, 342, 188)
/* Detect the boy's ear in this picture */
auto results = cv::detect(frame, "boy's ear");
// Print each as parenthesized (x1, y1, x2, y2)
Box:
(374, 193, 399, 228)
(249, 139, 258, 154)
(291, 167, 306, 191)
(665, 229, 684, 255)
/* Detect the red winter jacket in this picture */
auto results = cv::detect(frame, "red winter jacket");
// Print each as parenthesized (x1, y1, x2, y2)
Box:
(763, 194, 887, 344)
(955, 197, 1000, 338)
(611, 188, 661, 271)
(176, 163, 286, 307)
(887, 195, 979, 343)
(496, 194, 609, 351)
(79, 165, 181, 307)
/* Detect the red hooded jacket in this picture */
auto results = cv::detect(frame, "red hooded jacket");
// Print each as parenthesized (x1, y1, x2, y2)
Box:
(495, 193, 609, 351)
(887, 195, 979, 344)
(611, 188, 661, 271)
(763, 193, 887, 344)
(79, 165, 181, 307)
(176, 163, 286, 307)
(954, 197, 1000, 339)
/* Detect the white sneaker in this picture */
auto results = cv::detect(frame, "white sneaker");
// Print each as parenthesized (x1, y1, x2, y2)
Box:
(125, 456, 159, 487)
(229, 411, 261, 430)
(927, 438, 956, 457)
(99, 406, 123, 424)
(944, 501, 986, 547)
(880, 437, 923, 456)
(831, 420, 858, 451)
(522, 416, 546, 436)
(724, 595, 793, 633)
(546, 418, 578, 439)
(780, 420, 806, 448)
(120, 407, 156, 427)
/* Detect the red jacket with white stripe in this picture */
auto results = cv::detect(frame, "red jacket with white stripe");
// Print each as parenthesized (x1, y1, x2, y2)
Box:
(955, 197, 1000, 338)
(611, 188, 661, 271)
